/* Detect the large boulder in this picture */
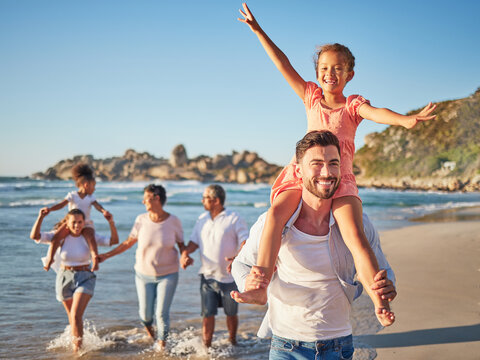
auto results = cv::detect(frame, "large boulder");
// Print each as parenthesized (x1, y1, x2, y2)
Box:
(170, 144, 188, 168)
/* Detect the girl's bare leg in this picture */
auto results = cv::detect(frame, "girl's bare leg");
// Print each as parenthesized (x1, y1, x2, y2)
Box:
(69, 292, 92, 352)
(82, 227, 99, 271)
(333, 196, 395, 326)
(44, 223, 69, 271)
(231, 190, 301, 305)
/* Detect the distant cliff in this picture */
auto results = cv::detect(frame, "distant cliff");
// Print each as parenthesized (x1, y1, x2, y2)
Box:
(354, 88, 480, 191)
(32, 145, 283, 184)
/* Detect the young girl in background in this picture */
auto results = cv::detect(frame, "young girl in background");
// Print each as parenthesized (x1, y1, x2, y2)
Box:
(235, 3, 436, 326)
(43, 163, 112, 272)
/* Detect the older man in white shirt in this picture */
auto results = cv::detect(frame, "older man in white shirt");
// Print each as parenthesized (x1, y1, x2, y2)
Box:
(181, 184, 249, 347)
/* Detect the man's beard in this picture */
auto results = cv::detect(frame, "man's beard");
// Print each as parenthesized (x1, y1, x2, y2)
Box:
(303, 176, 340, 199)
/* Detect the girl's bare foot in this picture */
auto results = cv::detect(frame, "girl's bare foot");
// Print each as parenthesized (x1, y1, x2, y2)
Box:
(230, 287, 267, 305)
(376, 307, 395, 326)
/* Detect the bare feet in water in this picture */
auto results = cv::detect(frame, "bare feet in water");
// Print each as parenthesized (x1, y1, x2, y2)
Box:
(145, 325, 155, 339)
(155, 340, 166, 352)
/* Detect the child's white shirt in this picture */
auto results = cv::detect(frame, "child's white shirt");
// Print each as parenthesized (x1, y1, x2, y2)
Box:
(66, 191, 96, 225)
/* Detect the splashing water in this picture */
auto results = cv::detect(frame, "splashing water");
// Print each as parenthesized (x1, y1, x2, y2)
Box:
(47, 319, 115, 355)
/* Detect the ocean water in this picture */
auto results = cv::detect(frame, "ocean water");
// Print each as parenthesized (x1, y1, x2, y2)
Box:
(1, 177, 480, 359)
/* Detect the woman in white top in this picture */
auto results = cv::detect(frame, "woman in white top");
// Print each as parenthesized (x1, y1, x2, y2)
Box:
(30, 208, 117, 353)
(98, 184, 185, 351)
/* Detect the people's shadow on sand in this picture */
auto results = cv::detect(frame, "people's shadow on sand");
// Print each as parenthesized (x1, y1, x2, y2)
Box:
(355, 323, 480, 348)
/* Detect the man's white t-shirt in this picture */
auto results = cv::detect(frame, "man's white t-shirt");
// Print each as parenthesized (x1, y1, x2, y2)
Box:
(268, 225, 351, 341)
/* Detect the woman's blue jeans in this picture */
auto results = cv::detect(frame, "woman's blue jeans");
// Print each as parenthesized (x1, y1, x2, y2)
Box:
(135, 271, 179, 340)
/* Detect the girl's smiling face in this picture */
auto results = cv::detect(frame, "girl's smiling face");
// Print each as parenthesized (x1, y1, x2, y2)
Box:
(317, 51, 354, 94)
(67, 213, 85, 236)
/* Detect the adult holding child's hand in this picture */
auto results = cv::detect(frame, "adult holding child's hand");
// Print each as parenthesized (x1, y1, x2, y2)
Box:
(98, 184, 185, 351)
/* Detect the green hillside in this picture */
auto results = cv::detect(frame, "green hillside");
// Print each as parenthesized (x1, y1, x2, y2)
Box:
(354, 88, 480, 191)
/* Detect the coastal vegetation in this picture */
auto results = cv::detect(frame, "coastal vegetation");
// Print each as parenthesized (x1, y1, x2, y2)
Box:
(354, 88, 480, 191)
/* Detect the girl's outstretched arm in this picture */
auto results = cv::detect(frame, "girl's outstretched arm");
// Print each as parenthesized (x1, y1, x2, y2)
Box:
(238, 3, 306, 100)
(47, 199, 69, 213)
(359, 102, 436, 129)
(92, 200, 112, 221)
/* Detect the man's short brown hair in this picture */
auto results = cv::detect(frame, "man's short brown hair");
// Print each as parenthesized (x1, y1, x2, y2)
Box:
(295, 131, 341, 162)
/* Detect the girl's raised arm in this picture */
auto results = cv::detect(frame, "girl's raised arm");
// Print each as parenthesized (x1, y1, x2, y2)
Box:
(30, 207, 49, 240)
(359, 102, 436, 129)
(238, 3, 306, 100)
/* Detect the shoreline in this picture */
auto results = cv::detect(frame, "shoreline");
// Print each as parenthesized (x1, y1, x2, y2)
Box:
(409, 205, 480, 222)
(357, 206, 480, 359)
(3, 176, 480, 194)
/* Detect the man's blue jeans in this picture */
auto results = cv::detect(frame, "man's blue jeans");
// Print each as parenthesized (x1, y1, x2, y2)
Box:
(269, 334, 354, 360)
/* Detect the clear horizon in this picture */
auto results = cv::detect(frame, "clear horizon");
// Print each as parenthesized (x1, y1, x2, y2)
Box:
(1, 0, 479, 176)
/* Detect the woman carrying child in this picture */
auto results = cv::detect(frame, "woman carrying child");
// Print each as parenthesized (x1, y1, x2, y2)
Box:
(30, 208, 117, 352)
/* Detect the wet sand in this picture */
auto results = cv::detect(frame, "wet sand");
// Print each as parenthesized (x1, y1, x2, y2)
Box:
(357, 208, 480, 359)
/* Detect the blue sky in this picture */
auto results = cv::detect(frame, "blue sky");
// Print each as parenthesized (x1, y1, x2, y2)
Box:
(1, 0, 479, 176)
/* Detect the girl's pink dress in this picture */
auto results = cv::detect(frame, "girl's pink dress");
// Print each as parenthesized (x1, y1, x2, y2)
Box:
(271, 81, 370, 203)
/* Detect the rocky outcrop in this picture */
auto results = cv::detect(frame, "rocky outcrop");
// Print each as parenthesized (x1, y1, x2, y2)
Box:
(32, 146, 282, 184)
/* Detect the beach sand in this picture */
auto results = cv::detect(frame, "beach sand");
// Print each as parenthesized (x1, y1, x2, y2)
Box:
(356, 210, 480, 359)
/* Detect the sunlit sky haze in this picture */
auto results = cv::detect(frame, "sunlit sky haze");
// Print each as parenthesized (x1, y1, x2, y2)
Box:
(1, 0, 479, 176)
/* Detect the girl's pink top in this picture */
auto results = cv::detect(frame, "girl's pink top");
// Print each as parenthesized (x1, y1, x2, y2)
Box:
(271, 81, 370, 202)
